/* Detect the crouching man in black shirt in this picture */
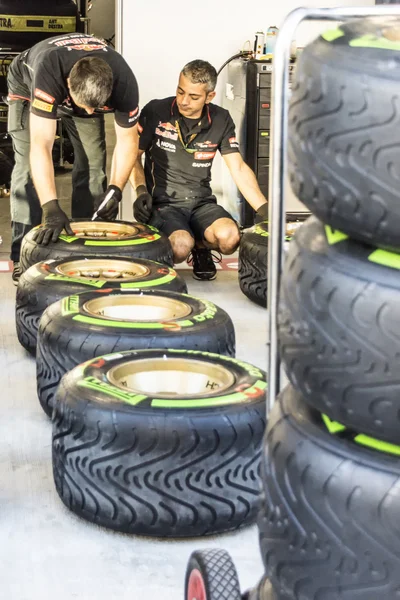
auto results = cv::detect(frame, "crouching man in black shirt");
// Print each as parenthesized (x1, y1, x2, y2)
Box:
(8, 33, 140, 284)
(130, 59, 268, 281)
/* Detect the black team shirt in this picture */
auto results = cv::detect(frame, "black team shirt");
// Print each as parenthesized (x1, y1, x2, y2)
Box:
(138, 96, 241, 203)
(8, 33, 139, 127)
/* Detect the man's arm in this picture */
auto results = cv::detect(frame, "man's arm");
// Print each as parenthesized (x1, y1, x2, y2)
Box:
(129, 148, 146, 191)
(110, 121, 139, 190)
(29, 113, 73, 244)
(222, 152, 267, 212)
(29, 113, 57, 204)
(93, 121, 140, 220)
(129, 149, 153, 223)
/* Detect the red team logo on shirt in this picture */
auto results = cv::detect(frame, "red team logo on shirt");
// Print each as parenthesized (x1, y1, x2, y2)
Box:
(155, 121, 178, 141)
(194, 152, 216, 160)
(68, 44, 106, 51)
(34, 89, 55, 104)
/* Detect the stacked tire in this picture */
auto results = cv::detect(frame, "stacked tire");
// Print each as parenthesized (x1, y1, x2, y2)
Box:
(17, 219, 268, 539)
(255, 16, 400, 600)
(238, 212, 309, 307)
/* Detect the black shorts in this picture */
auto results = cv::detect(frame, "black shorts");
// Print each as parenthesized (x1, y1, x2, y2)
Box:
(149, 196, 236, 239)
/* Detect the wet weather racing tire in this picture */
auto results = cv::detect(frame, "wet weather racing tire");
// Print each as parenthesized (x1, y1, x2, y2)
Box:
(20, 220, 174, 272)
(37, 289, 236, 417)
(185, 549, 242, 600)
(288, 17, 400, 248)
(238, 213, 309, 307)
(16, 256, 187, 355)
(258, 385, 400, 600)
(279, 216, 400, 444)
(52, 349, 267, 537)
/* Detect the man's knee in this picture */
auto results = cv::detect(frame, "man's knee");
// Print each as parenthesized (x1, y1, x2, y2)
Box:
(207, 221, 240, 254)
(169, 230, 195, 263)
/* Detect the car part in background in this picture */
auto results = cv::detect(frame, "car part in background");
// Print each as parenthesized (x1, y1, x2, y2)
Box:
(238, 212, 309, 307)
(37, 289, 236, 416)
(20, 220, 174, 272)
(16, 256, 187, 354)
(52, 349, 266, 537)
(0, 1, 82, 50)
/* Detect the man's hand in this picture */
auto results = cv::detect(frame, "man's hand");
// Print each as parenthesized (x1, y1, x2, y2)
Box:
(134, 185, 153, 223)
(32, 200, 73, 245)
(255, 202, 268, 223)
(93, 185, 122, 221)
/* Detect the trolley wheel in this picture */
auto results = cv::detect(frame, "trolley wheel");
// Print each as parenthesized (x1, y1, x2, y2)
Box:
(185, 549, 242, 600)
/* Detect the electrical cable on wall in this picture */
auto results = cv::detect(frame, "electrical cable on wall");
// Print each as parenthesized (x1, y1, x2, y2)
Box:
(217, 50, 254, 76)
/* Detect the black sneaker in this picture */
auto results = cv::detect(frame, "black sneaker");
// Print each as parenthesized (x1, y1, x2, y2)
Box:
(187, 248, 221, 281)
(12, 261, 21, 286)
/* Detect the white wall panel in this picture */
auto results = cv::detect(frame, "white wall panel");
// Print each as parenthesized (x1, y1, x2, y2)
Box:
(117, 0, 374, 217)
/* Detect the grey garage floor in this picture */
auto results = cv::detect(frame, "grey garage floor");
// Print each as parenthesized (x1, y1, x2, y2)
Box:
(0, 118, 267, 599)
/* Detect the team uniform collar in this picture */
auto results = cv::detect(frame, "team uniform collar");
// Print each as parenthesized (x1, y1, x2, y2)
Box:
(170, 98, 212, 132)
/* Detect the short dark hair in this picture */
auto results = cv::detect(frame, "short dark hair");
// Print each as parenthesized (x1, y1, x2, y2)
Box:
(181, 60, 217, 93)
(69, 57, 113, 108)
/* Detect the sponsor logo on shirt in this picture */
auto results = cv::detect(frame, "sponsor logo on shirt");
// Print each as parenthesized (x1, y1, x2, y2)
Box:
(229, 136, 240, 149)
(192, 162, 212, 168)
(34, 89, 55, 104)
(194, 152, 216, 160)
(195, 141, 218, 149)
(68, 44, 106, 52)
(157, 140, 176, 153)
(54, 36, 107, 49)
(32, 98, 53, 113)
(129, 108, 139, 118)
(156, 121, 178, 141)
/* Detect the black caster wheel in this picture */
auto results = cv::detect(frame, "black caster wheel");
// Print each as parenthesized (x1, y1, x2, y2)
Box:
(185, 549, 242, 600)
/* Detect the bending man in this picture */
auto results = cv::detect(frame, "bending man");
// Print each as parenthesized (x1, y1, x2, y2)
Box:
(8, 33, 140, 283)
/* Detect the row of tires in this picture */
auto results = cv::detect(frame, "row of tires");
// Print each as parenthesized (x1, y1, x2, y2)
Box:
(15, 219, 268, 538)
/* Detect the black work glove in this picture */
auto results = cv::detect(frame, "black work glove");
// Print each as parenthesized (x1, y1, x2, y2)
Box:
(133, 185, 153, 223)
(32, 200, 73, 245)
(255, 202, 269, 224)
(93, 185, 122, 221)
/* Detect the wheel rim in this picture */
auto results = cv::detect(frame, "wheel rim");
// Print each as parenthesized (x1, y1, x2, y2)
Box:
(187, 569, 207, 600)
(83, 294, 192, 321)
(108, 357, 235, 397)
(71, 221, 140, 239)
(57, 258, 151, 281)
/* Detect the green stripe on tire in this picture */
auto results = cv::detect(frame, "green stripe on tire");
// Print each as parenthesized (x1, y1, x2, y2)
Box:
(121, 272, 175, 288)
(45, 274, 106, 288)
(322, 413, 400, 456)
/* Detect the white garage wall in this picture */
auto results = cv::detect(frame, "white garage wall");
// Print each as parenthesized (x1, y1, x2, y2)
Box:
(117, 0, 374, 217)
